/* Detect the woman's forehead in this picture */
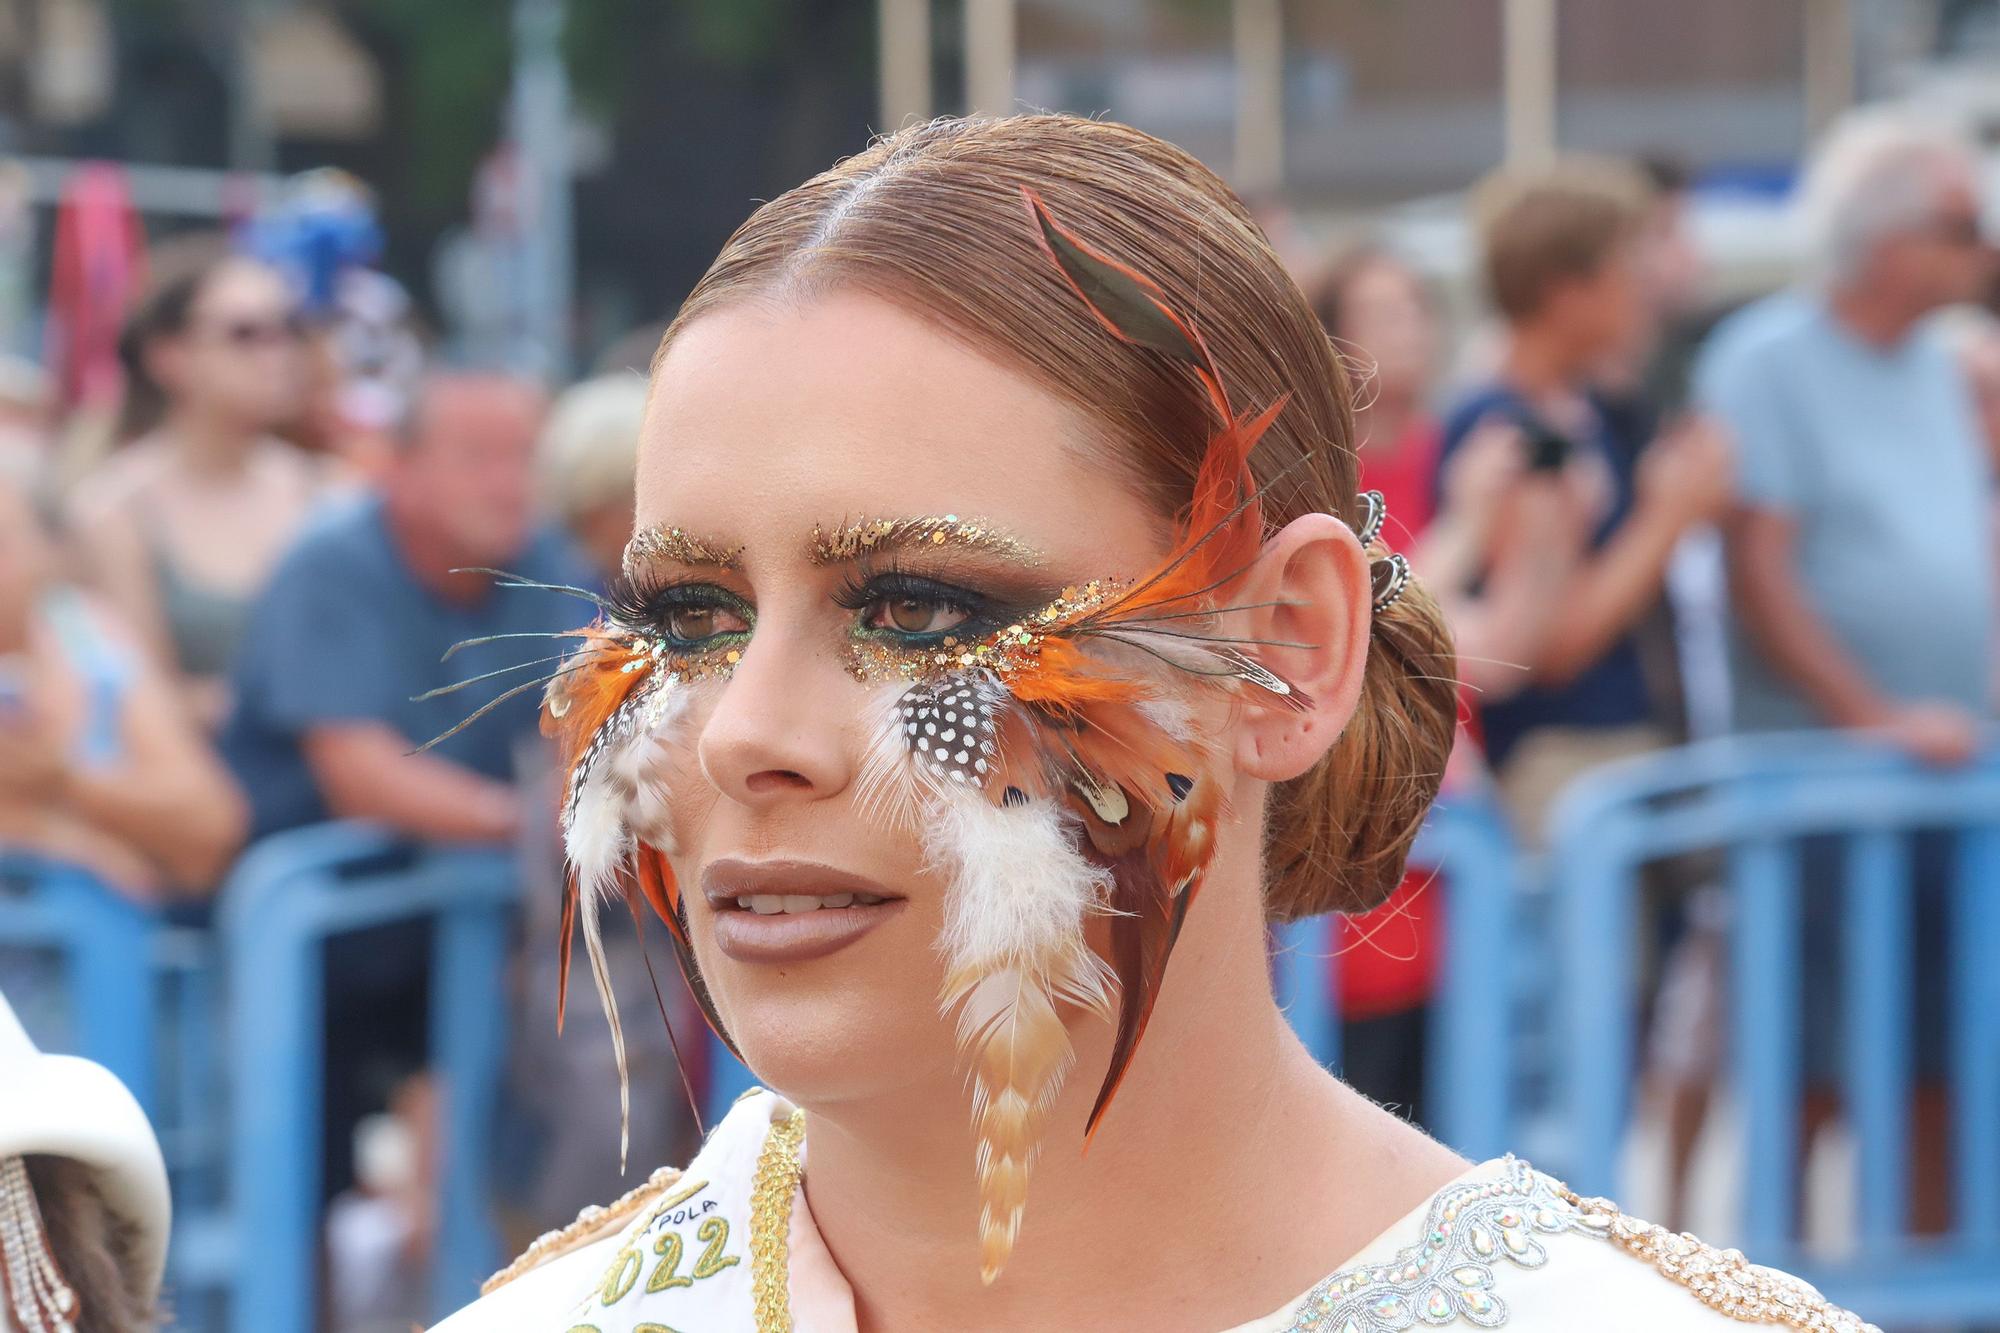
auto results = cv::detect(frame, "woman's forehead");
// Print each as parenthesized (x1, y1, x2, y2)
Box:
(198, 259, 287, 310)
(633, 293, 1159, 568)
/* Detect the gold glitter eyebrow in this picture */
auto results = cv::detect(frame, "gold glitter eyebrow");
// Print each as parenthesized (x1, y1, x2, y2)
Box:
(622, 525, 745, 574)
(808, 515, 1043, 567)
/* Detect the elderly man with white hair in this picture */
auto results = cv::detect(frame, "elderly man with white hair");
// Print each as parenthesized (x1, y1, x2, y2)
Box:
(1693, 107, 1996, 1237)
(1699, 108, 1994, 758)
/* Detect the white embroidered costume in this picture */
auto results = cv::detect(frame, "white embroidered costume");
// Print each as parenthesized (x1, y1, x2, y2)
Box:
(431, 1089, 1879, 1333)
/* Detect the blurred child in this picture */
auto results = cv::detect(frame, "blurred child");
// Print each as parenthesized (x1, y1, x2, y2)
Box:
(1439, 157, 1732, 844)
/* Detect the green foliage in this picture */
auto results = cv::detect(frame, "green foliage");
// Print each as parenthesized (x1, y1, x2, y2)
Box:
(345, 0, 512, 215)
(567, 0, 808, 118)
(1159, 0, 1231, 26)
(334, 0, 836, 218)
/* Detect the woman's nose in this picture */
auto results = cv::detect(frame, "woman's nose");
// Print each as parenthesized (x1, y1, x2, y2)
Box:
(696, 626, 855, 810)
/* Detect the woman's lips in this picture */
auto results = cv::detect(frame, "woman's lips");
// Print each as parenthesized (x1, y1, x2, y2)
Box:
(702, 858, 907, 965)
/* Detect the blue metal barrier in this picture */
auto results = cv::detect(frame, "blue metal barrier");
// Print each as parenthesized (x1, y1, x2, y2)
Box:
(0, 853, 158, 1110)
(705, 1034, 759, 1129)
(1548, 732, 2000, 1324)
(1275, 796, 1520, 1161)
(175, 823, 517, 1333)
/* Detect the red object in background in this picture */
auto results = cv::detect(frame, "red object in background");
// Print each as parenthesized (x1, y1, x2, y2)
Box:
(46, 162, 147, 413)
(1336, 421, 1445, 1018)
(1357, 420, 1438, 541)
(1335, 874, 1442, 1018)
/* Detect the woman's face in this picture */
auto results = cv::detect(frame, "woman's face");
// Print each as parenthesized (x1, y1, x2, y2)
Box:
(1337, 258, 1436, 410)
(632, 291, 1177, 1105)
(154, 259, 303, 430)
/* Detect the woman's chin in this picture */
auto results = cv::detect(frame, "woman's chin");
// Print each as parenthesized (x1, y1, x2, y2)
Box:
(710, 967, 956, 1107)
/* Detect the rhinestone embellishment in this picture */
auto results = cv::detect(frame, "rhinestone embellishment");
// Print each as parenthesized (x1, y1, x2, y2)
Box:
(1561, 1191, 1882, 1332)
(1277, 1158, 1880, 1332)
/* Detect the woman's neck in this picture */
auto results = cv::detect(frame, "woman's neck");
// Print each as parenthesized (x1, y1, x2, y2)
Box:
(1498, 327, 1589, 403)
(797, 875, 1464, 1331)
(160, 406, 262, 474)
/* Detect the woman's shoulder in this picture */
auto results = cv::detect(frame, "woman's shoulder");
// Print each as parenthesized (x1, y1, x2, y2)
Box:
(68, 438, 170, 520)
(1253, 1156, 1878, 1333)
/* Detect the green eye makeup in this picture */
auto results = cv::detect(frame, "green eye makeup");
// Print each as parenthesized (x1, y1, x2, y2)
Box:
(609, 514, 1091, 685)
(604, 576, 753, 680)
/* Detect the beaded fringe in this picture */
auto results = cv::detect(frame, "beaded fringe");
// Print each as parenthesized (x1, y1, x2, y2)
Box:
(0, 1156, 79, 1333)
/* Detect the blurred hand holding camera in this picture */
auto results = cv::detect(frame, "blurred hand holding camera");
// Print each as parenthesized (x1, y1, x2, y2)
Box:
(1637, 414, 1734, 533)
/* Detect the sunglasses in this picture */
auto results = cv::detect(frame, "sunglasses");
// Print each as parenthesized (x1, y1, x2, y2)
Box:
(193, 313, 305, 348)
(1922, 212, 1988, 249)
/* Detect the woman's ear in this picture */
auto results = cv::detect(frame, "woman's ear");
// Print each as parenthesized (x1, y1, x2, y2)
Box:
(1231, 511, 1371, 783)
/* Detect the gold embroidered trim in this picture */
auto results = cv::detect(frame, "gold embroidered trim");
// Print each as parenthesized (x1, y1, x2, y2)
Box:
(749, 1108, 807, 1333)
(480, 1165, 686, 1295)
(1561, 1191, 1881, 1332)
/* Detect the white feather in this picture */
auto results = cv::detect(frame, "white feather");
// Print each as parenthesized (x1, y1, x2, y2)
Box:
(558, 679, 692, 1173)
(617, 687, 690, 849)
(927, 790, 1116, 1282)
(580, 868, 629, 1170)
(853, 683, 931, 834)
(1135, 693, 1197, 743)
(929, 795, 1113, 974)
(564, 764, 631, 903)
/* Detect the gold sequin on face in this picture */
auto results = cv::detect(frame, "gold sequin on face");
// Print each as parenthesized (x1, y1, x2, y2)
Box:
(807, 515, 1042, 567)
(614, 628, 742, 684)
(623, 525, 745, 575)
(842, 579, 1124, 685)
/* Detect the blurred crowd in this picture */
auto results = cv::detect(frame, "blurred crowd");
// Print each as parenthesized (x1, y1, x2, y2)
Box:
(0, 106, 1995, 1327)
(1314, 107, 1997, 1240)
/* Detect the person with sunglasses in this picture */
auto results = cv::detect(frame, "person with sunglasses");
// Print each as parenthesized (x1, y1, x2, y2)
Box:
(1696, 107, 1998, 1238)
(67, 235, 321, 730)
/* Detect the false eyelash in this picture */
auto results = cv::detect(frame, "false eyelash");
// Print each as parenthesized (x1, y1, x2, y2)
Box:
(829, 562, 987, 616)
(830, 563, 1034, 640)
(604, 569, 748, 637)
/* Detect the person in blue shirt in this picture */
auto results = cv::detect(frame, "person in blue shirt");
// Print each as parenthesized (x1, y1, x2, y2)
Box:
(224, 374, 593, 844)
(219, 372, 594, 1214)
(1695, 109, 1996, 1237)
(1435, 158, 1733, 840)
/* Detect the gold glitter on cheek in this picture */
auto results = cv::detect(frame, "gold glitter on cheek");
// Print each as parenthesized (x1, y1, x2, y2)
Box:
(672, 644, 743, 683)
(619, 632, 744, 686)
(623, 525, 745, 574)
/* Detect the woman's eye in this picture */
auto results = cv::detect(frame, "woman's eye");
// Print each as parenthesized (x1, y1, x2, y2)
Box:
(868, 596, 970, 636)
(665, 605, 749, 642)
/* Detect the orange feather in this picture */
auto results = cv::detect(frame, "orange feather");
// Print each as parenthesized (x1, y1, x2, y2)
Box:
(634, 842, 742, 1060)
(541, 625, 657, 1034)
(1008, 191, 1304, 1146)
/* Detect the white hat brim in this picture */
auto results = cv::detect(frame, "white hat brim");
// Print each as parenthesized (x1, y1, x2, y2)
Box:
(0, 1052, 172, 1300)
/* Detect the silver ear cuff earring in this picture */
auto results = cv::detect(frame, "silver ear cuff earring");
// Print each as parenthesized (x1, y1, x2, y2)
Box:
(1355, 490, 1413, 615)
